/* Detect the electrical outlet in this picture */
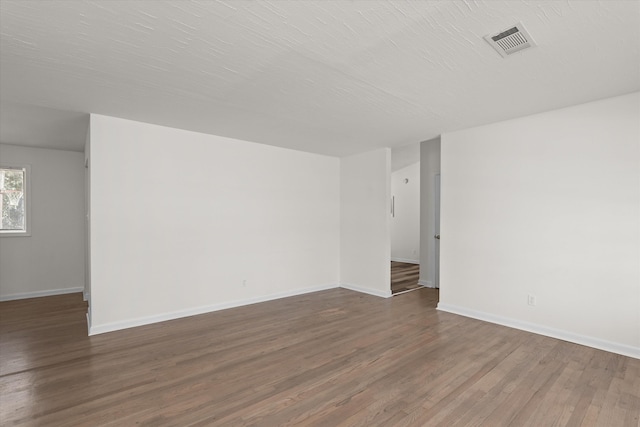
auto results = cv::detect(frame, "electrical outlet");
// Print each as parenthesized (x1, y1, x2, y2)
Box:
(242, 280, 247, 287)
(527, 294, 536, 306)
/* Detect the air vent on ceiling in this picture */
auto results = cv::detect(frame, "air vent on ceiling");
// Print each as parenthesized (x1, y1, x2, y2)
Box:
(484, 22, 536, 58)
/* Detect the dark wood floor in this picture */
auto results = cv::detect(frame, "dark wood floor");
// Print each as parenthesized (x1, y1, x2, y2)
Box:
(1, 289, 639, 426)
(391, 261, 421, 294)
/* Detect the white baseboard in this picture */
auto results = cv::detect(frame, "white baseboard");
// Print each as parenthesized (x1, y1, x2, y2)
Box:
(437, 303, 640, 360)
(0, 286, 84, 302)
(83, 291, 90, 301)
(88, 283, 339, 336)
(391, 257, 420, 264)
(418, 279, 435, 288)
(340, 283, 392, 299)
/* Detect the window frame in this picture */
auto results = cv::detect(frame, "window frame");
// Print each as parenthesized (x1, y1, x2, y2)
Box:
(0, 163, 31, 237)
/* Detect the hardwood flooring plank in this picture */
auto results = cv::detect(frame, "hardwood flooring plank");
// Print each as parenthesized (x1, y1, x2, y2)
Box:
(1, 289, 639, 426)
(391, 262, 422, 294)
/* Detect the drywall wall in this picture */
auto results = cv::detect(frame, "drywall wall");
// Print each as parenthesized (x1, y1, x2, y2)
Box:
(88, 114, 340, 333)
(438, 92, 640, 358)
(391, 142, 420, 172)
(340, 148, 391, 297)
(419, 137, 441, 287)
(0, 144, 85, 300)
(84, 127, 91, 312)
(391, 162, 420, 263)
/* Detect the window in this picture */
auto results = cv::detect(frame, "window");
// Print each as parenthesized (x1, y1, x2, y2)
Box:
(0, 165, 31, 236)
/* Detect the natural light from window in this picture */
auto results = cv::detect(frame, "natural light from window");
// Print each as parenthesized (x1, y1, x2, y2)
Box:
(1, 166, 28, 234)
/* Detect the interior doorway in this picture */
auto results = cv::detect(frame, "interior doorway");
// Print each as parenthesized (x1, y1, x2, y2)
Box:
(434, 173, 440, 288)
(389, 143, 421, 295)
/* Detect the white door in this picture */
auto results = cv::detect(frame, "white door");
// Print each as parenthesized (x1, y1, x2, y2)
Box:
(434, 174, 441, 288)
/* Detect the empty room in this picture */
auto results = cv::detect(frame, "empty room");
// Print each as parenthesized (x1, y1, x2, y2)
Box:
(1, 1, 638, 426)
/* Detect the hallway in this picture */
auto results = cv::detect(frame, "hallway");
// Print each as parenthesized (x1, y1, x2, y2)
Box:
(391, 261, 421, 295)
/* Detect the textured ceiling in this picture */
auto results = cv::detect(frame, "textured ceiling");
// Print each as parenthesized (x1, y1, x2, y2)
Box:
(1, 0, 639, 155)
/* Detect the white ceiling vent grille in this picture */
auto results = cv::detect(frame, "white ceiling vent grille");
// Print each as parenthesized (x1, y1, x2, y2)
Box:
(484, 22, 536, 58)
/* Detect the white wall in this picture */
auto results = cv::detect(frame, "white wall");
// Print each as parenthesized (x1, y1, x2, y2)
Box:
(438, 92, 640, 358)
(419, 137, 441, 287)
(391, 162, 420, 263)
(88, 115, 340, 333)
(391, 142, 420, 173)
(340, 148, 391, 297)
(84, 128, 92, 311)
(0, 144, 85, 300)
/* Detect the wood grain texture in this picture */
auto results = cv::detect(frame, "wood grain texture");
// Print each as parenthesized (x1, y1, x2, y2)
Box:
(1, 290, 638, 426)
(391, 262, 421, 295)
